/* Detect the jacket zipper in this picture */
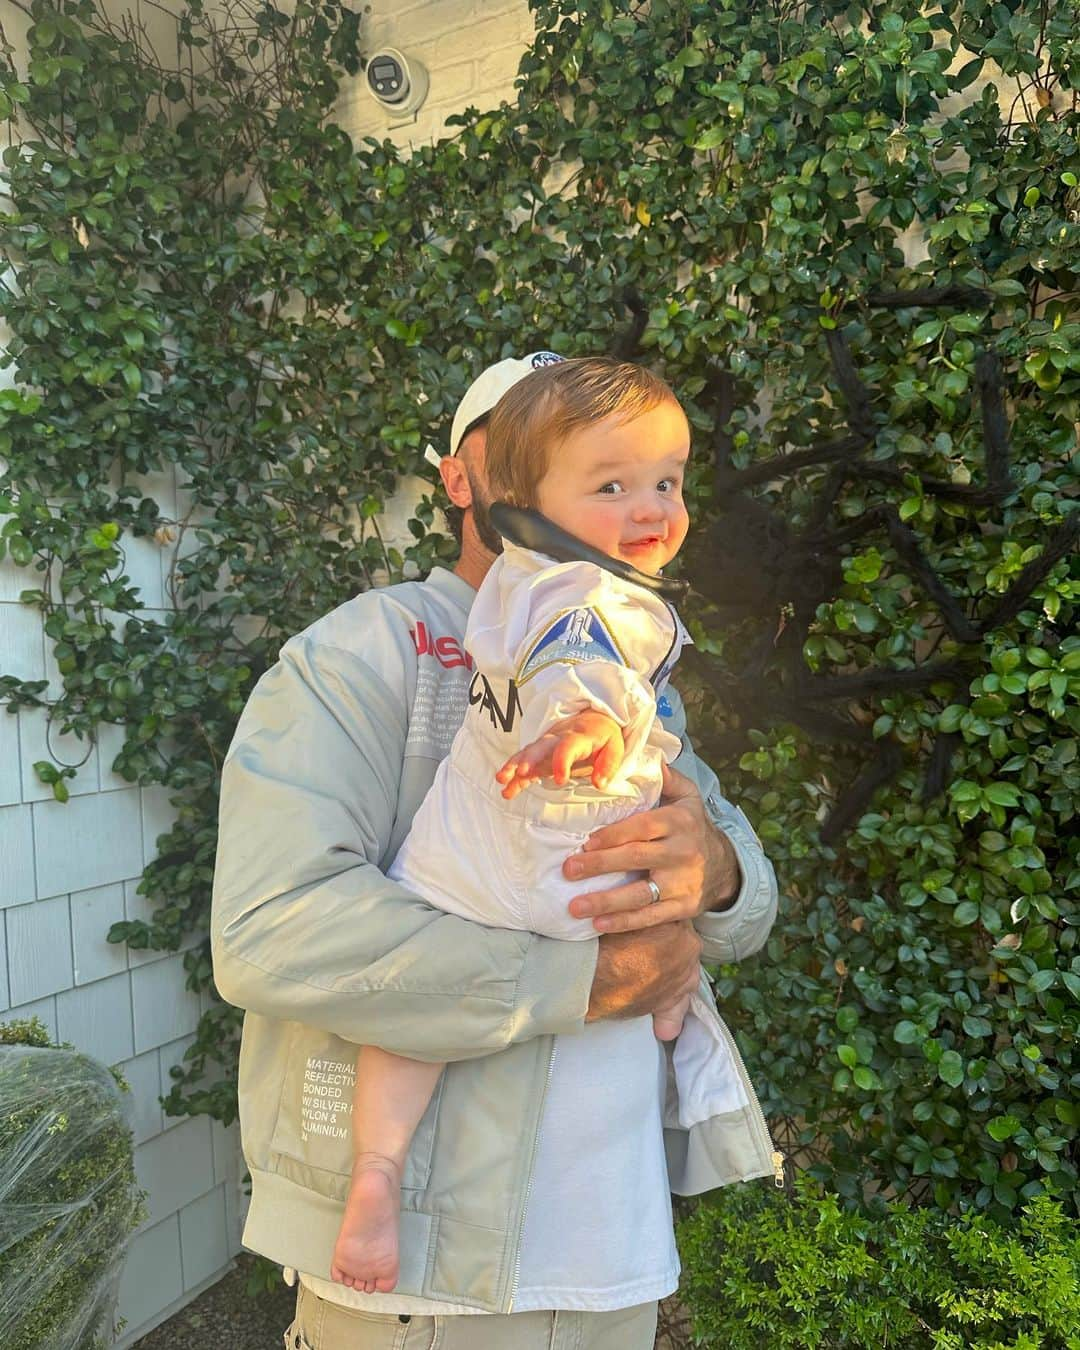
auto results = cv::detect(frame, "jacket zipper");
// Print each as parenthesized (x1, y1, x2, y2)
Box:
(506, 1036, 558, 1311)
(710, 1003, 785, 1188)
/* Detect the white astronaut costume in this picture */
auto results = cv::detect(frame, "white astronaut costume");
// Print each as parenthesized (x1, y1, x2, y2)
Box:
(388, 537, 754, 1176)
(388, 539, 689, 941)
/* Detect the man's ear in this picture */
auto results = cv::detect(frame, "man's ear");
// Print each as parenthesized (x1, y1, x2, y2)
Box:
(439, 453, 472, 509)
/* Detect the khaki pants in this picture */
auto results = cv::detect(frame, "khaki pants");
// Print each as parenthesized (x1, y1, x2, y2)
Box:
(284, 1283, 659, 1350)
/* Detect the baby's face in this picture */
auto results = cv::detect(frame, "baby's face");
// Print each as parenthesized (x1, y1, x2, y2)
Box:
(535, 400, 690, 575)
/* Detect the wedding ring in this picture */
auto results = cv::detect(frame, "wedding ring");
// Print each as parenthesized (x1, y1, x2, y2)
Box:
(646, 879, 662, 905)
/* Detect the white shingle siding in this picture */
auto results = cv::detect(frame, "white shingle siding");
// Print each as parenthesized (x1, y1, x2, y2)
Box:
(131, 955, 202, 1054)
(135, 1116, 217, 1230)
(120, 1049, 167, 1145)
(140, 784, 178, 868)
(69, 882, 128, 984)
(0, 914, 8, 1011)
(0, 711, 21, 806)
(0, 601, 46, 682)
(6, 892, 74, 1004)
(115, 1217, 185, 1338)
(0, 804, 36, 906)
(56, 969, 136, 1064)
(32, 788, 144, 897)
(0, 555, 33, 602)
(180, 1186, 231, 1291)
(118, 534, 168, 610)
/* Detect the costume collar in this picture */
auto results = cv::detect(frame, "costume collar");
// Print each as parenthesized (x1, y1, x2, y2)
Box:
(490, 503, 689, 603)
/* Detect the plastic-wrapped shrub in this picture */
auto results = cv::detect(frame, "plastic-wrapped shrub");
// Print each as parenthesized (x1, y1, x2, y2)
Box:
(0, 1019, 144, 1350)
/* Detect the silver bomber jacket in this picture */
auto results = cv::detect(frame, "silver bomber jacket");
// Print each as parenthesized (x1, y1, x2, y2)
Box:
(211, 566, 780, 1313)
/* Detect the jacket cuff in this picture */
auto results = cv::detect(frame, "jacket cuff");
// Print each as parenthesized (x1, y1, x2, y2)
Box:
(512, 931, 598, 1038)
(693, 796, 778, 965)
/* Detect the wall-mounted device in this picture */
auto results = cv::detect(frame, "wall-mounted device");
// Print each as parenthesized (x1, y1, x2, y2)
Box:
(366, 48, 430, 118)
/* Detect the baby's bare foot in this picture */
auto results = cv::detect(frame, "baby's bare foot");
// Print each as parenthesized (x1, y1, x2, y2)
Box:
(330, 1156, 402, 1294)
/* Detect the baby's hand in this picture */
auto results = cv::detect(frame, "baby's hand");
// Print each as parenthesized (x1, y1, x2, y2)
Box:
(495, 711, 625, 800)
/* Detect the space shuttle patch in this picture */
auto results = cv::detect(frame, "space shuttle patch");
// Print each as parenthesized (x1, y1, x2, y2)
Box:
(516, 607, 628, 685)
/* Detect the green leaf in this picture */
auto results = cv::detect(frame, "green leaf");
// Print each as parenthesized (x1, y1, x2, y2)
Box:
(911, 319, 942, 346)
(694, 127, 726, 152)
(938, 1051, 964, 1088)
(987, 1115, 1022, 1142)
(938, 705, 966, 733)
(8, 535, 33, 566)
(837, 1044, 858, 1068)
(953, 57, 984, 89)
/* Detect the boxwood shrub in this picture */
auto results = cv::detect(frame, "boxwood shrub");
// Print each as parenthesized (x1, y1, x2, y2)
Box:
(678, 1178, 1080, 1349)
(0, 1019, 143, 1350)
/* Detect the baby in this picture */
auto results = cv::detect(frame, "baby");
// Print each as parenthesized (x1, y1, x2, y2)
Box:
(331, 356, 693, 1293)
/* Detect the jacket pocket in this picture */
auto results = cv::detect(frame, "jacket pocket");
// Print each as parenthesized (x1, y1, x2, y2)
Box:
(269, 1026, 444, 1193)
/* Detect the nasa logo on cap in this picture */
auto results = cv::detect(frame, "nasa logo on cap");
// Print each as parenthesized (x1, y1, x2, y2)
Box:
(529, 351, 565, 368)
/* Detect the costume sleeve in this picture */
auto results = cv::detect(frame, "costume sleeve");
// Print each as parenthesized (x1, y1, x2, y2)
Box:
(660, 685, 779, 964)
(468, 560, 682, 774)
(210, 635, 596, 1062)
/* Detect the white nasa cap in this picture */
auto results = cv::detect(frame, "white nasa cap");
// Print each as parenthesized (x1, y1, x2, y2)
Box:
(423, 350, 565, 469)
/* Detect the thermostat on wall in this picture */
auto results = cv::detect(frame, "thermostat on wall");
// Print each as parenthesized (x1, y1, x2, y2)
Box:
(366, 47, 429, 117)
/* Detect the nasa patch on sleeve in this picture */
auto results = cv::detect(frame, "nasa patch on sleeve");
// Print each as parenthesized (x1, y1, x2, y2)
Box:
(517, 607, 627, 684)
(529, 351, 565, 368)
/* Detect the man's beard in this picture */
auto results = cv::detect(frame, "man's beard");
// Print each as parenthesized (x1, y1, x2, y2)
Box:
(467, 467, 504, 557)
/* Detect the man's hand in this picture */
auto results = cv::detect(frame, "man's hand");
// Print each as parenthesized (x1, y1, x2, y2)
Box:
(565, 762, 742, 932)
(586, 922, 702, 1022)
